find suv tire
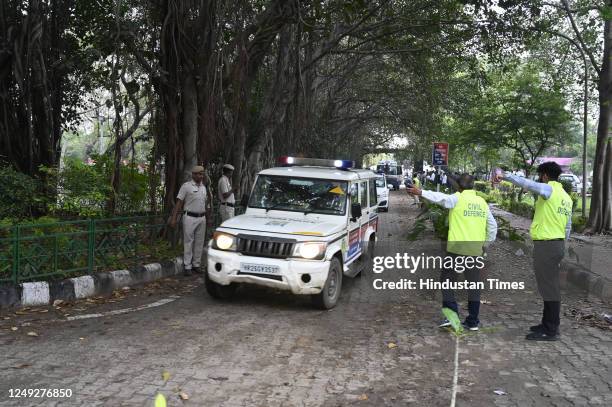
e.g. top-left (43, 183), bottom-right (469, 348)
top-left (312, 257), bottom-right (342, 309)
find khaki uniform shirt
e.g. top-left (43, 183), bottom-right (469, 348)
top-left (218, 175), bottom-right (235, 204)
top-left (177, 181), bottom-right (207, 213)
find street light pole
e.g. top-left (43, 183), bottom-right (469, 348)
top-left (581, 54), bottom-right (588, 217)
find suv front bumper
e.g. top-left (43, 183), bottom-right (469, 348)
top-left (207, 248), bottom-right (330, 295)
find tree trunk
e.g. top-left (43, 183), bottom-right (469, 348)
top-left (182, 73), bottom-right (198, 180)
top-left (229, 40), bottom-right (249, 196)
top-left (245, 24), bottom-right (294, 190)
top-left (587, 15), bottom-right (612, 233)
top-left (108, 140), bottom-right (123, 214)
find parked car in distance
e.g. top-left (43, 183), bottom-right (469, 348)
top-left (559, 173), bottom-right (582, 193)
top-left (375, 175), bottom-right (389, 212)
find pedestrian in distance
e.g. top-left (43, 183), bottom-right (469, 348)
top-left (494, 162), bottom-right (572, 341)
top-left (169, 165), bottom-right (209, 275)
top-left (218, 164), bottom-right (237, 222)
top-left (411, 172), bottom-right (421, 206)
top-left (407, 174), bottom-right (498, 331)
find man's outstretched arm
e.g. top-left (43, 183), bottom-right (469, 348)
top-left (502, 173), bottom-right (553, 199)
top-left (406, 186), bottom-right (458, 209)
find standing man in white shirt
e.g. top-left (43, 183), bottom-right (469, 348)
top-left (218, 164), bottom-right (237, 221)
top-left (494, 162), bottom-right (572, 341)
top-left (169, 165), bottom-right (208, 275)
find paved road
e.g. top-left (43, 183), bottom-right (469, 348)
top-left (0, 191), bottom-right (610, 407)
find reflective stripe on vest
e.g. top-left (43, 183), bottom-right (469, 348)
top-left (530, 181), bottom-right (572, 240)
top-left (447, 190), bottom-right (488, 256)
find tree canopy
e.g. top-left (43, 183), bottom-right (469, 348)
top-left (0, 0), bottom-right (610, 232)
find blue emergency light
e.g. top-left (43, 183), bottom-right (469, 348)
top-left (278, 156), bottom-right (354, 169)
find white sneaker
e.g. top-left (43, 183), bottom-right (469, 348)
top-left (462, 322), bottom-right (479, 331)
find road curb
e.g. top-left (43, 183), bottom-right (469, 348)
top-left (523, 239), bottom-right (612, 303)
top-left (563, 260), bottom-right (612, 303)
top-left (0, 257), bottom-right (184, 310)
top-left (496, 226), bottom-right (611, 303)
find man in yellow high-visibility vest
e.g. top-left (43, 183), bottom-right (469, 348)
top-left (495, 162), bottom-right (572, 341)
top-left (408, 174), bottom-right (497, 331)
top-left (411, 172), bottom-right (421, 206)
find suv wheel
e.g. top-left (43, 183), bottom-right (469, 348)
top-left (312, 257), bottom-right (342, 309)
top-left (205, 272), bottom-right (237, 299)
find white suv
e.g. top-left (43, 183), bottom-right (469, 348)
top-left (375, 174), bottom-right (389, 211)
top-left (206, 157), bottom-right (379, 309)
top-left (559, 173), bottom-right (582, 193)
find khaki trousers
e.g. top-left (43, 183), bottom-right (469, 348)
top-left (182, 214), bottom-right (206, 269)
top-left (220, 205), bottom-right (235, 222)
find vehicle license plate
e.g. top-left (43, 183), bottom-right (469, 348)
top-left (240, 263), bottom-right (280, 275)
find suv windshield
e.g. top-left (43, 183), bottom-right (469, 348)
top-left (375, 178), bottom-right (386, 187)
top-left (377, 164), bottom-right (398, 175)
top-left (248, 175), bottom-right (348, 216)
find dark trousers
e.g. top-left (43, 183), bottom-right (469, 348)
top-left (440, 253), bottom-right (482, 325)
top-left (533, 240), bottom-right (565, 335)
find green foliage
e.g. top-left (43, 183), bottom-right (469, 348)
top-left (41, 158), bottom-right (110, 217)
top-left (502, 201), bottom-right (534, 219)
top-left (406, 217), bottom-right (427, 241)
top-left (572, 215), bottom-right (587, 233)
top-left (40, 155), bottom-right (152, 217)
top-left (559, 179), bottom-right (573, 195)
top-left (429, 205), bottom-right (450, 241)
top-left (473, 181), bottom-right (491, 194)
top-left (406, 200), bottom-right (449, 241)
top-left (0, 166), bottom-right (47, 220)
top-left (475, 190), bottom-right (493, 203)
top-left (444, 59), bottom-right (574, 174)
top-left (494, 216), bottom-right (525, 242)
top-left (442, 307), bottom-right (464, 336)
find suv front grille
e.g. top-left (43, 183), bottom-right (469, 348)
top-left (237, 234), bottom-right (296, 259)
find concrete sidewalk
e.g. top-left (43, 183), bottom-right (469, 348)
top-left (490, 205), bottom-right (612, 303)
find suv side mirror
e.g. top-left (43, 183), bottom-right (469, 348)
top-left (240, 194), bottom-right (249, 207)
top-left (350, 203), bottom-right (362, 221)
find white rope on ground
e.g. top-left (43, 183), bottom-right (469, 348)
top-left (450, 335), bottom-right (460, 407)
top-left (65, 295), bottom-right (180, 321)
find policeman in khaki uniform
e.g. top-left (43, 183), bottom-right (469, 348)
top-left (218, 164), bottom-right (236, 221)
top-left (496, 162), bottom-right (572, 341)
top-left (408, 174), bottom-right (497, 331)
top-left (170, 166), bottom-right (208, 275)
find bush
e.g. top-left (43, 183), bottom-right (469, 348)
top-left (474, 181), bottom-right (491, 194)
top-left (569, 192), bottom-right (579, 211)
top-left (475, 190), bottom-right (493, 203)
top-left (406, 201), bottom-right (449, 241)
top-left (0, 165), bottom-right (47, 220)
top-left (42, 158), bottom-right (110, 217)
top-left (507, 201), bottom-right (534, 218)
top-left (571, 215), bottom-right (587, 233)
top-left (42, 155), bottom-right (152, 217)
top-left (559, 178), bottom-right (573, 194)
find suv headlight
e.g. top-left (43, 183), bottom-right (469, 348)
top-left (212, 232), bottom-right (237, 251)
top-left (293, 242), bottom-right (326, 260)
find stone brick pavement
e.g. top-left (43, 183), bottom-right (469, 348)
top-left (0, 191), bottom-right (610, 406)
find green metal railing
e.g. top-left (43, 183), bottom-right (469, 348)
top-left (0, 215), bottom-right (168, 284)
top-left (0, 205), bottom-right (246, 284)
